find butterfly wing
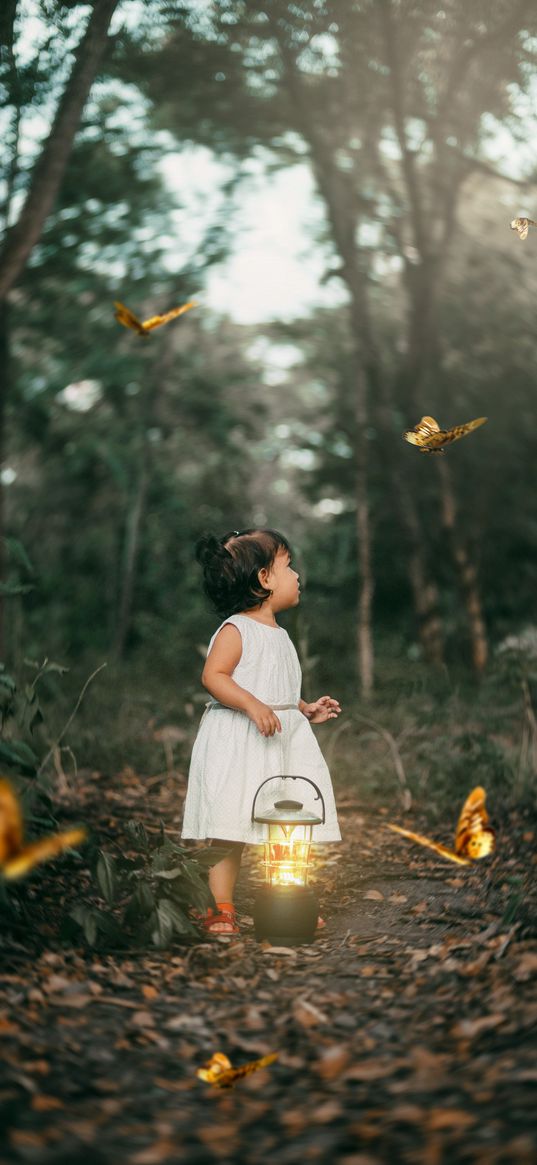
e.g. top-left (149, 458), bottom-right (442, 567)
top-left (439, 416), bottom-right (487, 447)
top-left (2, 827), bottom-right (87, 880)
top-left (197, 1052), bottom-right (278, 1089)
top-left (510, 217), bottom-right (537, 240)
top-left (386, 823), bottom-right (472, 866)
top-left (403, 416), bottom-right (442, 448)
top-left (141, 302), bottom-right (197, 331)
top-left (0, 779), bottom-right (24, 863)
top-left (114, 302), bottom-right (147, 336)
top-left (218, 1053), bottom-right (278, 1087)
top-left (454, 787), bottom-right (495, 859)
top-left (196, 1052), bottom-right (232, 1086)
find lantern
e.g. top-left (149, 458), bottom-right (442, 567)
top-left (251, 776), bottom-right (325, 946)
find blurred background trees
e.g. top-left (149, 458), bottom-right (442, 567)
top-left (1, 0), bottom-right (537, 750)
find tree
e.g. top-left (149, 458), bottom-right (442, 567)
top-left (0, 0), bottom-right (121, 650)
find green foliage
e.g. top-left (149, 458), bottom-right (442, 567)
top-left (414, 729), bottom-right (513, 810)
top-left (64, 824), bottom-right (231, 950)
top-left (0, 656), bottom-right (69, 777)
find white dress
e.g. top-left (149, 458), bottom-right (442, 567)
top-left (181, 613), bottom-right (342, 844)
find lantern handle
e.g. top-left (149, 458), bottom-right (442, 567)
top-left (251, 775), bottom-right (326, 824)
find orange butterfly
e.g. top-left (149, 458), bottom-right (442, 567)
top-left (0, 778), bottom-right (86, 880)
top-left (114, 300), bottom-right (197, 337)
top-left (386, 786), bottom-right (495, 866)
top-left (196, 1051), bottom-right (278, 1089)
top-left (402, 415), bottom-right (487, 454)
top-left (510, 217), bottom-right (537, 241)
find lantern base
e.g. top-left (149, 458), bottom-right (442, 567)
top-left (253, 884), bottom-right (319, 946)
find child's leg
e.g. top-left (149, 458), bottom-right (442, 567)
top-left (207, 840), bottom-right (244, 932)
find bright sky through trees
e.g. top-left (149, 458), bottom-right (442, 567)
top-left (160, 146), bottom-right (349, 323)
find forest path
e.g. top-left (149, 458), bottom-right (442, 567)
top-left (1, 772), bottom-right (536, 1165)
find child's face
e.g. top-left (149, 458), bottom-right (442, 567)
top-left (259, 548), bottom-right (300, 611)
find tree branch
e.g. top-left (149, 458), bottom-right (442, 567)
top-left (445, 146), bottom-right (537, 189)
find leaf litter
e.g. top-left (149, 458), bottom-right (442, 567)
top-left (0, 770), bottom-right (536, 1164)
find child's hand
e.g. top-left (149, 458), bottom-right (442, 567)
top-left (246, 698), bottom-right (282, 737)
top-left (302, 696), bottom-right (341, 724)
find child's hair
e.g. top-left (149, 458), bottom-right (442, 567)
top-left (196, 528), bottom-right (292, 616)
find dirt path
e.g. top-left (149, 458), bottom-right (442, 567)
top-left (1, 773), bottom-right (536, 1165)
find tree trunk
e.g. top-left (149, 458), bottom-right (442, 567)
top-left (314, 171), bottom-right (444, 671)
top-left (0, 0), bottom-right (119, 638)
top-left (0, 0), bottom-right (119, 299)
top-left (0, 300), bottom-right (8, 658)
top-left (438, 457), bottom-right (488, 673)
top-left (113, 335), bottom-right (175, 659)
top-left (113, 446), bottom-right (150, 660)
top-left (353, 358), bottom-right (375, 696)
top-left (268, 28), bottom-right (376, 693)
top-left (380, 0), bottom-right (487, 673)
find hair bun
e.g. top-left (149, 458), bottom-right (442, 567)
top-left (195, 533), bottom-right (230, 567)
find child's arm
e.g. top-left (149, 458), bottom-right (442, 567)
top-left (202, 625), bottom-right (282, 737)
top-left (300, 695), bottom-right (341, 723)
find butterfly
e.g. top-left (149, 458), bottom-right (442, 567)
top-left (386, 786), bottom-right (495, 866)
top-left (402, 415), bottom-right (487, 454)
top-left (196, 1051), bottom-right (278, 1089)
top-left (510, 217), bottom-right (537, 241)
top-left (0, 778), bottom-right (87, 880)
top-left (114, 300), bottom-right (197, 337)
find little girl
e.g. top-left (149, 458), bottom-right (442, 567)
top-left (181, 527), bottom-right (342, 934)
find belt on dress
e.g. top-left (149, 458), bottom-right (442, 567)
top-left (204, 701), bottom-right (300, 712)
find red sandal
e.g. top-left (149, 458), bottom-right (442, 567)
top-left (201, 903), bottom-right (239, 935)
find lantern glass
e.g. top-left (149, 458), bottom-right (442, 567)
top-left (262, 821), bottom-right (314, 887)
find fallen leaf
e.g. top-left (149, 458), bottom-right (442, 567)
top-left (451, 1014), bottom-right (504, 1040)
top-left (344, 1060), bottom-right (395, 1081)
top-left (261, 946), bottom-right (298, 957)
top-left (53, 994), bottom-right (93, 1009)
top-left (197, 1124), bottom-right (240, 1149)
top-left (131, 1010), bottom-right (155, 1028)
top-left (513, 953), bottom-right (537, 982)
top-left (364, 890), bottom-right (384, 901)
top-left (0, 1016), bottom-right (20, 1036)
top-left (428, 1108), bottom-right (477, 1131)
top-left (129, 1140), bottom-right (177, 1164)
top-left (389, 1104), bottom-right (426, 1124)
top-left (293, 997), bottom-right (329, 1027)
top-left (142, 985), bottom-right (159, 1000)
top-left (22, 1061), bottom-right (49, 1075)
top-left (9, 1131), bottom-right (49, 1149)
top-left (316, 1045), bottom-right (352, 1080)
top-left (313, 1099), bottom-right (343, 1123)
top-left (31, 1095), bottom-right (64, 1112)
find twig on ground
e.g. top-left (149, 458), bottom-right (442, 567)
top-left (353, 712), bottom-right (412, 809)
top-left (38, 663), bottom-right (107, 777)
top-left (494, 924), bottom-right (520, 959)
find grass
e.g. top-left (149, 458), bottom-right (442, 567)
top-left (23, 649), bottom-right (535, 830)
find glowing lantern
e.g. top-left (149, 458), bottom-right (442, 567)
top-left (251, 776), bottom-right (325, 946)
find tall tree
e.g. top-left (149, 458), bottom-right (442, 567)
top-left (0, 0), bottom-right (120, 650)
